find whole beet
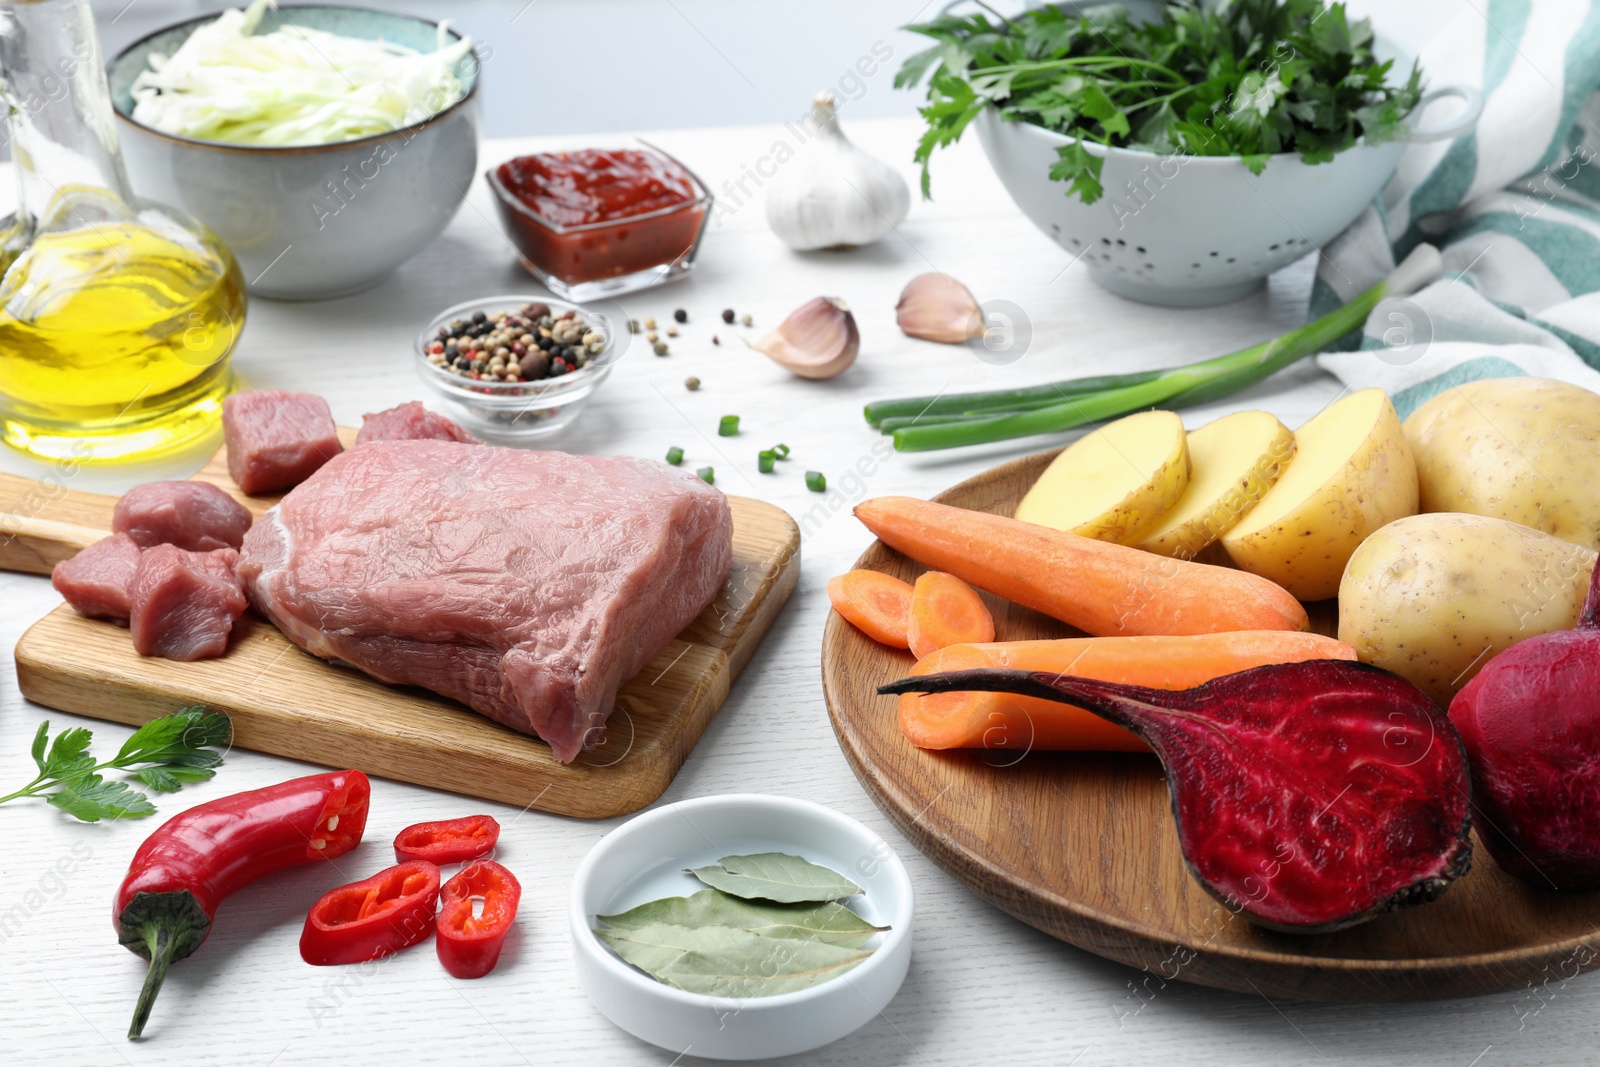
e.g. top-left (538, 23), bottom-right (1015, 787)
top-left (1449, 555), bottom-right (1600, 889)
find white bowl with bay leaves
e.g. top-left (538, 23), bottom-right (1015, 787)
top-left (569, 794), bottom-right (913, 1061)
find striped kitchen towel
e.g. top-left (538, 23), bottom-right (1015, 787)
top-left (1310, 0), bottom-right (1600, 415)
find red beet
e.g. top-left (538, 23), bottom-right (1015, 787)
top-left (1449, 556), bottom-right (1600, 890)
top-left (881, 660), bottom-right (1473, 933)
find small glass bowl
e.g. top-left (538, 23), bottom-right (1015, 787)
top-left (414, 294), bottom-right (624, 441)
top-left (485, 142), bottom-right (712, 302)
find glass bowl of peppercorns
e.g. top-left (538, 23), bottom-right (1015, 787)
top-left (414, 294), bottom-right (623, 440)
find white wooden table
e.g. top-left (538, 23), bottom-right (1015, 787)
top-left (1, 121), bottom-right (1589, 1066)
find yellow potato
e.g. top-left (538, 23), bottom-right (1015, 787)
top-left (1339, 513), bottom-right (1597, 706)
top-left (1135, 410), bottom-right (1296, 559)
top-left (1014, 410), bottom-right (1189, 545)
top-left (1220, 388), bottom-right (1418, 600)
top-left (1405, 376), bottom-right (1600, 552)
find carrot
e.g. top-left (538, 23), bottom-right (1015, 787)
top-left (827, 570), bottom-right (914, 648)
top-left (907, 571), bottom-right (994, 659)
top-left (899, 631), bottom-right (1358, 750)
top-left (854, 496), bottom-right (1308, 637)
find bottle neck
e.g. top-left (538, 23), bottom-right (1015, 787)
top-left (0, 0), bottom-right (133, 230)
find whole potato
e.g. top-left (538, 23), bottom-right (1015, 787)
top-left (1338, 513), bottom-right (1598, 706)
top-left (1405, 377), bottom-right (1600, 551)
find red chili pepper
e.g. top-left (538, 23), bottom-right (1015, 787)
top-left (115, 769), bottom-right (370, 1039)
top-left (393, 814), bottom-right (500, 865)
top-left (300, 861), bottom-right (441, 966)
top-left (436, 860), bottom-right (521, 978)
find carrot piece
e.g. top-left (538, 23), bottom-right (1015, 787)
top-left (907, 571), bottom-right (994, 659)
top-left (854, 496), bottom-right (1308, 637)
top-left (827, 570), bottom-right (914, 649)
top-left (899, 631), bottom-right (1358, 750)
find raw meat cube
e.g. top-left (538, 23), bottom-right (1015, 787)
top-left (113, 480), bottom-right (253, 551)
top-left (130, 545), bottom-right (247, 661)
top-left (51, 534), bottom-right (143, 623)
top-left (356, 401), bottom-right (480, 446)
top-left (222, 390), bottom-right (343, 495)
top-left (239, 441), bottom-right (733, 762)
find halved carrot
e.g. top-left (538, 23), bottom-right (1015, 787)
top-left (827, 570), bottom-right (914, 648)
top-left (907, 571), bottom-right (994, 659)
top-left (854, 496), bottom-right (1307, 637)
top-left (899, 631), bottom-right (1358, 751)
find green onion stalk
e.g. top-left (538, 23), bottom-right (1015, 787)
top-left (865, 245), bottom-right (1442, 452)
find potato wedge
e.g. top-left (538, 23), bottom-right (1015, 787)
top-left (1135, 410), bottom-right (1296, 559)
top-left (1339, 513), bottom-right (1597, 706)
top-left (1220, 388), bottom-right (1417, 600)
top-left (1405, 377), bottom-right (1600, 552)
top-left (1014, 410), bottom-right (1189, 544)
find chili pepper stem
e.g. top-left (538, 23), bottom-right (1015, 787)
top-left (129, 923), bottom-right (179, 1040)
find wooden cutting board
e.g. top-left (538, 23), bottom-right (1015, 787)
top-left (2, 429), bottom-right (799, 818)
top-left (821, 447), bottom-right (1600, 1002)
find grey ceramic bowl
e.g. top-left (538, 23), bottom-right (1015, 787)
top-left (108, 5), bottom-right (481, 301)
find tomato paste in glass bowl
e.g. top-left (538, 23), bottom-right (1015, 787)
top-left (487, 144), bottom-right (712, 301)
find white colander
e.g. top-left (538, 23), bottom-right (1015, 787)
top-left (976, 66), bottom-right (1481, 306)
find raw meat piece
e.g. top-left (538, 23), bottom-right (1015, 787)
top-left (52, 534), bottom-right (143, 623)
top-left (130, 545), bottom-right (248, 661)
top-left (223, 390), bottom-right (343, 495)
top-left (239, 442), bottom-right (733, 762)
top-left (356, 402), bottom-right (480, 446)
top-left (113, 480), bottom-right (253, 551)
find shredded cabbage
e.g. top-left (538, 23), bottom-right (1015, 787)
top-left (130, 0), bottom-right (474, 147)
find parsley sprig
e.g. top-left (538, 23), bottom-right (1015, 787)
top-left (2, 708), bottom-right (232, 822)
top-left (898, 0), bottom-right (1422, 202)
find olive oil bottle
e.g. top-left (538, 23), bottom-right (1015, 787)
top-left (0, 0), bottom-right (245, 462)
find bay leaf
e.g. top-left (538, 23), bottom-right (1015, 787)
top-left (686, 852), bottom-right (862, 903)
top-left (598, 889), bottom-right (887, 949)
top-left (596, 922), bottom-right (873, 997)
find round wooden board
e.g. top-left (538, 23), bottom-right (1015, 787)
top-left (821, 447), bottom-right (1600, 1002)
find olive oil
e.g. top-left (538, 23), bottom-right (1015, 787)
top-left (0, 220), bottom-right (246, 461)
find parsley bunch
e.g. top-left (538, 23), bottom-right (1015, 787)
top-left (898, 0), bottom-right (1422, 202)
top-left (2, 708), bottom-right (231, 821)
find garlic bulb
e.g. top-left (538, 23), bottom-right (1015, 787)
top-left (765, 92), bottom-right (910, 251)
top-left (897, 273), bottom-right (983, 343)
top-left (751, 297), bottom-right (858, 379)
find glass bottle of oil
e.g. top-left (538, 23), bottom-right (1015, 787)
top-left (0, 0), bottom-right (246, 462)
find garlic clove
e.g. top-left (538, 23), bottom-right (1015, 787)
top-left (896, 272), bottom-right (983, 344)
top-left (750, 296), bottom-right (859, 379)
top-left (764, 91), bottom-right (911, 252)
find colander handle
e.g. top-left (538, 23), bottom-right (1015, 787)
top-left (1405, 85), bottom-right (1485, 143)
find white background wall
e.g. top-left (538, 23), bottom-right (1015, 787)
top-left (91, 0), bottom-right (1473, 137)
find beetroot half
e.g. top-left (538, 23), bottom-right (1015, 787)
top-left (1449, 557), bottom-right (1600, 890)
top-left (881, 660), bottom-right (1473, 933)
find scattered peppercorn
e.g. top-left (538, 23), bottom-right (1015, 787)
top-left (647, 331), bottom-right (660, 342)
top-left (685, 376), bottom-right (701, 391)
top-left (712, 335), bottom-right (720, 346)
top-left (628, 319), bottom-right (641, 334)
top-left (673, 309), bottom-right (688, 324)
top-left (666, 446), bottom-right (684, 465)
top-left (696, 466), bottom-right (715, 485)
top-left (806, 470), bottom-right (826, 492)
top-left (721, 308), bottom-right (736, 324)
top-left (666, 327), bottom-right (678, 338)
top-left (740, 313), bottom-right (753, 327)
top-left (718, 415), bottom-right (740, 437)
top-left (644, 317), bottom-right (657, 330)
top-left (653, 341), bottom-right (669, 356)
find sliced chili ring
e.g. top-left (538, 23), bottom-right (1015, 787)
top-left (300, 860), bottom-right (441, 966)
top-left (393, 814), bottom-right (500, 865)
top-left (436, 860), bottom-right (521, 979)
